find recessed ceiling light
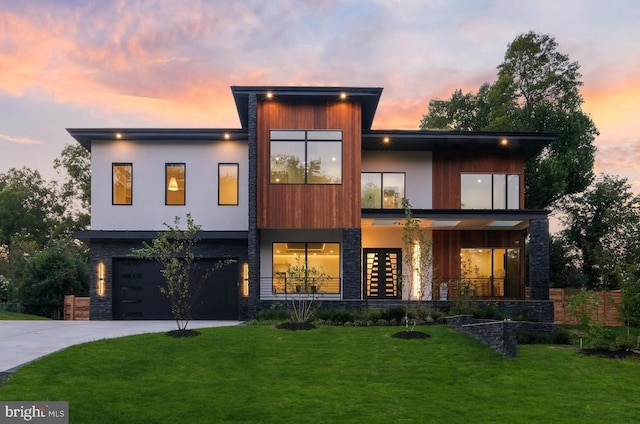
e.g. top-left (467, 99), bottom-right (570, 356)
top-left (383, 137), bottom-right (390, 143)
top-left (224, 133), bottom-right (230, 139)
top-left (500, 138), bottom-right (508, 146)
top-left (266, 91), bottom-right (273, 99)
top-left (339, 92), bottom-right (347, 100)
top-left (115, 132), bottom-right (122, 139)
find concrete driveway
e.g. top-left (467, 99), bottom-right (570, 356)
top-left (0, 320), bottom-right (242, 373)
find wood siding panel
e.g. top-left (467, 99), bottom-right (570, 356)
top-left (257, 101), bottom-right (361, 228)
top-left (432, 152), bottom-right (525, 209)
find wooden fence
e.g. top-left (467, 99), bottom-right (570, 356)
top-left (549, 288), bottom-right (623, 326)
top-left (64, 295), bottom-right (90, 320)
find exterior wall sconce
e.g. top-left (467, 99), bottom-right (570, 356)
top-left (242, 262), bottom-right (249, 297)
top-left (168, 177), bottom-right (179, 191)
top-left (97, 262), bottom-right (106, 297)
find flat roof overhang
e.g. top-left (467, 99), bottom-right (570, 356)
top-left (73, 230), bottom-right (249, 241)
top-left (66, 128), bottom-right (249, 151)
top-left (363, 130), bottom-right (555, 160)
top-left (231, 85), bottom-right (383, 130)
top-left (361, 209), bottom-right (549, 231)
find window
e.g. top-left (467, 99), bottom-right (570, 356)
top-left (166, 163), bottom-right (185, 205)
top-left (219, 163), bottom-right (239, 205)
top-left (361, 172), bottom-right (405, 209)
top-left (460, 173), bottom-right (519, 209)
top-left (270, 130), bottom-right (342, 184)
top-left (460, 248), bottom-right (520, 297)
top-left (272, 242), bottom-right (340, 294)
top-left (112, 163), bottom-right (132, 205)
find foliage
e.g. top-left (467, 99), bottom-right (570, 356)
top-left (0, 167), bottom-right (63, 247)
top-left (53, 143), bottom-right (91, 231)
top-left (557, 174), bottom-right (640, 290)
top-left (0, 274), bottom-right (14, 303)
top-left (400, 198), bottom-right (433, 330)
top-left (18, 239), bottom-right (89, 318)
top-left (133, 214), bottom-right (232, 331)
top-left (618, 272), bottom-right (640, 335)
top-left (420, 31), bottom-right (597, 209)
top-left (549, 235), bottom-right (585, 288)
top-left (283, 256), bottom-right (328, 323)
top-left (4, 326), bottom-right (640, 423)
top-left (517, 328), bottom-right (572, 345)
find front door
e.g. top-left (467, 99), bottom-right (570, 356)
top-left (363, 249), bottom-right (401, 299)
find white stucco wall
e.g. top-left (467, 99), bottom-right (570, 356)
top-left (91, 140), bottom-right (248, 231)
top-left (361, 151), bottom-right (432, 209)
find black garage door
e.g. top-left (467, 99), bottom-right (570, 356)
top-left (113, 258), bottom-right (239, 320)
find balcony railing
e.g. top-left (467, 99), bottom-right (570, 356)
top-left (266, 276), bottom-right (341, 295)
top-left (432, 278), bottom-right (522, 300)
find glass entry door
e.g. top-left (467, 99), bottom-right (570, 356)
top-left (364, 249), bottom-right (401, 299)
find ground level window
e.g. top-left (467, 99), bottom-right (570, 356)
top-left (460, 248), bottom-right (520, 297)
top-left (272, 242), bottom-right (340, 294)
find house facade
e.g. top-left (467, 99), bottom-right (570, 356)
top-left (71, 85), bottom-right (553, 321)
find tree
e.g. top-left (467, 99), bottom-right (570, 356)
top-left (18, 239), bottom-right (89, 318)
top-left (53, 143), bottom-right (91, 231)
top-left (283, 255), bottom-right (327, 324)
top-left (133, 214), bottom-right (233, 333)
top-left (558, 174), bottom-right (640, 290)
top-left (420, 31), bottom-right (598, 209)
top-left (0, 167), bottom-right (63, 247)
top-left (400, 198), bottom-right (433, 331)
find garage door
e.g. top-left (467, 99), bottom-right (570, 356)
top-left (113, 259), bottom-right (239, 320)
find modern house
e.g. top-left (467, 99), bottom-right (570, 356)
top-left (70, 85), bottom-right (553, 321)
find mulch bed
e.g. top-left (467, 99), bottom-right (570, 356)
top-left (166, 329), bottom-right (201, 338)
top-left (276, 322), bottom-right (316, 331)
top-left (579, 348), bottom-right (640, 359)
top-left (392, 330), bottom-right (431, 339)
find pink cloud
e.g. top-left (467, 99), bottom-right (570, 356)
top-left (0, 133), bottom-right (43, 145)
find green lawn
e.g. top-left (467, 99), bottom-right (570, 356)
top-left (0, 310), bottom-right (50, 320)
top-left (1, 325), bottom-right (639, 423)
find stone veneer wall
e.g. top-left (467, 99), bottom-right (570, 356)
top-left (247, 93), bottom-right (259, 320)
top-left (447, 315), bottom-right (561, 358)
top-left (89, 238), bottom-right (248, 320)
top-left (529, 217), bottom-right (550, 300)
top-left (342, 229), bottom-right (362, 300)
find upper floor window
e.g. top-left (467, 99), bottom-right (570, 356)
top-left (113, 163), bottom-right (132, 205)
top-left (461, 173), bottom-right (519, 210)
top-left (166, 163), bottom-right (185, 205)
top-left (219, 163), bottom-right (239, 206)
top-left (361, 172), bottom-right (405, 209)
top-left (270, 130), bottom-right (342, 184)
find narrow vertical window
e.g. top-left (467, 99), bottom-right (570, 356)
top-left (166, 163), bottom-right (185, 205)
top-left (219, 163), bottom-right (239, 205)
top-left (112, 163), bottom-right (132, 205)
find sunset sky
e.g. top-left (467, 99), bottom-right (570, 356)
top-left (1, 0), bottom-right (639, 195)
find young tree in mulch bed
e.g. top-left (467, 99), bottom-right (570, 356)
top-left (276, 257), bottom-right (327, 330)
top-left (133, 214), bottom-right (234, 338)
top-left (392, 199), bottom-right (433, 340)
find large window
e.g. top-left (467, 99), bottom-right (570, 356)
top-left (460, 248), bottom-right (520, 297)
top-left (270, 130), bottom-right (342, 184)
top-left (166, 163), bottom-right (185, 205)
top-left (218, 163), bottom-right (239, 205)
top-left (112, 163), bottom-right (132, 205)
top-left (272, 242), bottom-right (340, 294)
top-left (361, 172), bottom-right (405, 209)
top-left (461, 173), bottom-right (519, 209)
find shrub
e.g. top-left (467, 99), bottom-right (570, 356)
top-left (381, 306), bottom-right (406, 323)
top-left (517, 328), bottom-right (572, 345)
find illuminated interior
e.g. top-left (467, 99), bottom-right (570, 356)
top-left (460, 248), bottom-right (520, 297)
top-left (219, 164), bottom-right (239, 205)
top-left (166, 164), bottom-right (185, 205)
top-left (112, 164), bottom-right (132, 205)
top-left (272, 243), bottom-right (340, 294)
